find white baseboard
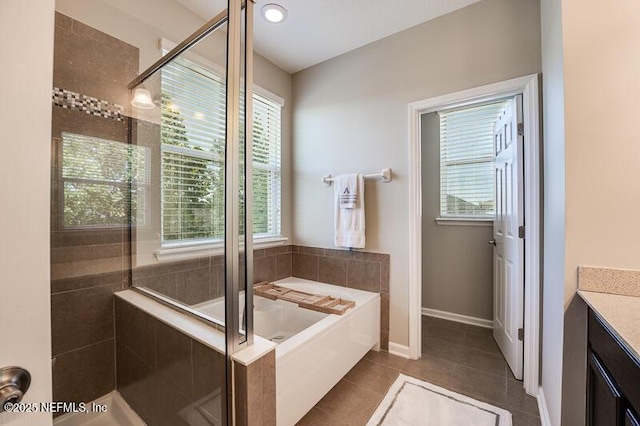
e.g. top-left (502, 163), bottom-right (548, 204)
top-left (537, 386), bottom-right (552, 426)
top-left (388, 342), bottom-right (411, 359)
top-left (421, 308), bottom-right (493, 329)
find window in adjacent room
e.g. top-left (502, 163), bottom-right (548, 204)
top-left (438, 100), bottom-right (508, 219)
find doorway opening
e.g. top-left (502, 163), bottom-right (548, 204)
top-left (421, 95), bottom-right (523, 374)
top-left (407, 75), bottom-right (541, 397)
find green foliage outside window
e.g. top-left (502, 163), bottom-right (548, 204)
top-left (61, 133), bottom-right (149, 228)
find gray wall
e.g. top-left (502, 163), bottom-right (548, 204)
top-left (421, 113), bottom-right (493, 320)
top-left (292, 0), bottom-right (541, 346)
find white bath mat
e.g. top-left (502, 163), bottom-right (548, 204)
top-left (367, 374), bottom-right (512, 426)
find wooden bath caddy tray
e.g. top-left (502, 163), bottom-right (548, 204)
top-left (253, 282), bottom-right (355, 315)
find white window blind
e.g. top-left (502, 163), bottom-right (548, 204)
top-left (61, 132), bottom-right (150, 228)
top-left (160, 55), bottom-right (282, 244)
top-left (439, 100), bottom-right (508, 218)
top-left (253, 92), bottom-right (282, 236)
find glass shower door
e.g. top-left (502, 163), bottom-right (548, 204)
top-left (128, 0), bottom-right (253, 339)
top-left (127, 0), bottom-right (253, 423)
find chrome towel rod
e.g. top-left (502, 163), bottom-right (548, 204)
top-left (322, 168), bottom-right (392, 186)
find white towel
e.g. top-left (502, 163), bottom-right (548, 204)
top-left (334, 174), bottom-right (365, 249)
top-left (338, 174), bottom-right (358, 209)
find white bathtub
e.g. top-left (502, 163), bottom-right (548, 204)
top-left (194, 277), bottom-right (381, 425)
top-left (196, 286), bottom-right (329, 344)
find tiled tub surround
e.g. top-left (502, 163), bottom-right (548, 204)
top-left (132, 245), bottom-right (293, 306)
top-left (234, 350), bottom-right (276, 426)
top-left (133, 245), bottom-right (390, 349)
top-left (115, 297), bottom-right (227, 425)
top-left (50, 12), bottom-right (138, 410)
top-left (291, 246), bottom-right (390, 349)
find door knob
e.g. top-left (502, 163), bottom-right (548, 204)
top-left (488, 239), bottom-right (496, 246)
top-left (0, 367), bottom-right (31, 412)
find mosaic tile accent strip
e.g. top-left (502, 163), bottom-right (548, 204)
top-left (52, 87), bottom-right (124, 121)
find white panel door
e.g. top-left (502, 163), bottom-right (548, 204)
top-left (0, 0), bottom-right (54, 424)
top-left (492, 96), bottom-right (524, 380)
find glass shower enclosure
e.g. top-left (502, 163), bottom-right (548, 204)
top-left (127, 0), bottom-right (254, 421)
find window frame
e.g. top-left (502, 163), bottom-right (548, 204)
top-left (436, 100), bottom-right (509, 224)
top-left (58, 132), bottom-right (152, 230)
top-left (156, 39), bottom-right (285, 256)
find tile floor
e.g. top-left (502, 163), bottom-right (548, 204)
top-left (297, 316), bottom-right (541, 425)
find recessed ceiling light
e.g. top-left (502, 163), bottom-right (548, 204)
top-left (261, 3), bottom-right (287, 24)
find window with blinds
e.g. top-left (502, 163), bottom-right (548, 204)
top-left (61, 132), bottom-right (150, 228)
top-left (160, 55), bottom-right (282, 244)
top-left (439, 100), bottom-right (509, 218)
top-left (252, 92), bottom-right (282, 236)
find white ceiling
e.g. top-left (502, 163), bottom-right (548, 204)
top-left (176, 0), bottom-right (481, 74)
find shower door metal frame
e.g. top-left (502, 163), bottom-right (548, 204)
top-left (128, 9), bottom-right (229, 90)
top-left (243, 0), bottom-right (255, 351)
top-left (224, 0), bottom-right (253, 357)
top-left (127, 4), bottom-right (254, 341)
top-left (128, 1), bottom-right (254, 424)
top-left (225, 1), bottom-right (254, 423)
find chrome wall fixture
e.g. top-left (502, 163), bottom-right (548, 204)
top-left (0, 366), bottom-right (31, 412)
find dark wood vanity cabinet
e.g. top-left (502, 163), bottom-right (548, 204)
top-left (587, 309), bottom-right (640, 426)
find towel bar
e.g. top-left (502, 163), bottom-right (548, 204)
top-left (322, 168), bottom-right (391, 186)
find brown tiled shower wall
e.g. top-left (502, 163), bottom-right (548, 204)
top-left (114, 297), bottom-right (226, 425)
top-left (50, 12), bottom-right (137, 410)
top-left (114, 297), bottom-right (275, 426)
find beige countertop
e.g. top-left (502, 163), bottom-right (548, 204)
top-left (578, 290), bottom-right (640, 362)
top-left (578, 266), bottom-right (640, 297)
